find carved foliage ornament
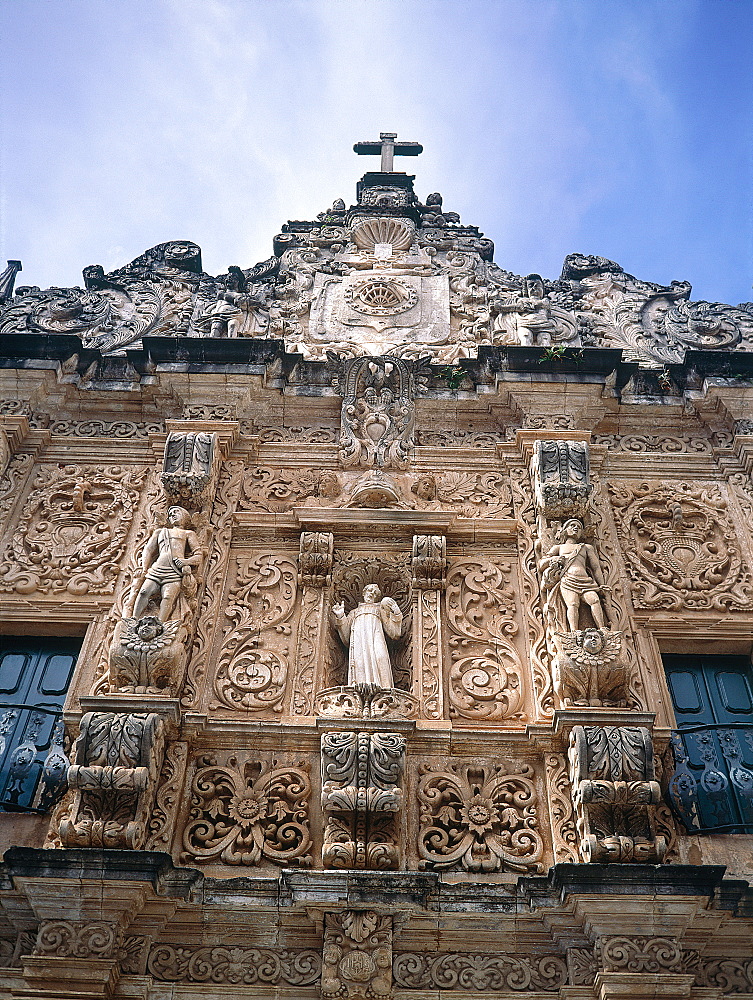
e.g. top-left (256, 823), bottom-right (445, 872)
top-left (181, 752), bottom-right (312, 866)
top-left (161, 430), bottom-right (218, 506)
top-left (532, 439), bottom-right (591, 520)
top-left (0, 464), bottom-right (145, 595)
top-left (213, 554), bottom-right (297, 712)
top-left (418, 761), bottom-right (544, 873)
top-left (609, 483), bottom-right (753, 610)
top-left (392, 953), bottom-right (567, 991)
top-left (34, 921), bottom-right (121, 959)
top-left (147, 944), bottom-right (321, 985)
top-left (445, 558), bottom-right (524, 721)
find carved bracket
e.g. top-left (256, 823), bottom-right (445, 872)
top-left (321, 730), bottom-right (405, 870)
top-left (322, 910), bottom-right (393, 1000)
top-left (160, 430), bottom-right (220, 508)
top-left (568, 725), bottom-right (666, 863)
top-left (59, 712), bottom-right (165, 850)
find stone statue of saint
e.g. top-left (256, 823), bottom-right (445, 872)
top-left (332, 584), bottom-right (403, 690)
top-left (131, 506), bottom-right (203, 622)
top-left (539, 518), bottom-right (609, 632)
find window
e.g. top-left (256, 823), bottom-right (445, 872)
top-left (664, 653), bottom-right (753, 834)
top-left (0, 637), bottom-right (79, 813)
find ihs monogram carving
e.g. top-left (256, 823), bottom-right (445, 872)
top-left (322, 910), bottom-right (392, 1000)
top-left (444, 558), bottom-right (524, 721)
top-left (609, 482), bottom-right (753, 610)
top-left (59, 712), bottom-right (165, 850)
top-left (417, 761), bottom-right (544, 872)
top-left (392, 952), bottom-right (568, 991)
top-left (0, 464), bottom-right (146, 595)
top-left (213, 554), bottom-right (298, 713)
top-left (568, 725), bottom-right (666, 864)
top-left (335, 355), bottom-right (424, 470)
top-left (181, 752), bottom-right (312, 866)
top-left (321, 731), bottom-right (405, 869)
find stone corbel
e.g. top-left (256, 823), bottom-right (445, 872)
top-left (568, 725), bottom-right (666, 863)
top-left (321, 730), bottom-right (405, 870)
top-left (59, 711), bottom-right (165, 850)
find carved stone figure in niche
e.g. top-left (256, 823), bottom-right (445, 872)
top-left (332, 584), bottom-right (403, 690)
top-left (540, 518), bottom-right (609, 631)
top-left (131, 506), bottom-right (203, 621)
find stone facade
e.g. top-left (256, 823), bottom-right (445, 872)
top-left (0, 138), bottom-right (751, 999)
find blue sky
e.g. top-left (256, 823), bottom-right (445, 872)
top-left (1, 0), bottom-right (751, 304)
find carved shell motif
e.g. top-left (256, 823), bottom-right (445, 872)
top-left (350, 217), bottom-right (415, 252)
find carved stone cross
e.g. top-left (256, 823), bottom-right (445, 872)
top-left (353, 132), bottom-right (423, 172)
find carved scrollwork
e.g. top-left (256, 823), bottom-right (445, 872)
top-left (609, 482), bottom-right (753, 610)
top-left (445, 558), bottom-right (524, 721)
top-left (417, 761), bottom-right (544, 872)
top-left (181, 752), bottom-right (312, 866)
top-left (392, 952), bottom-right (567, 991)
top-left (147, 943), bottom-right (321, 985)
top-left (597, 936), bottom-right (683, 974)
top-left (213, 554), bottom-right (297, 712)
top-left (0, 464), bottom-right (146, 595)
top-left (34, 920), bottom-right (121, 959)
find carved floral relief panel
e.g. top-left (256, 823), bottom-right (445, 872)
top-left (444, 555), bottom-right (526, 723)
top-left (179, 750), bottom-right (312, 867)
top-left (210, 551), bottom-right (299, 714)
top-left (0, 463), bottom-right (147, 596)
top-left (415, 757), bottom-right (546, 873)
top-left (608, 481), bottom-right (753, 611)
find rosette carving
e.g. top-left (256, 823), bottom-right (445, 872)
top-left (181, 752), bottom-right (311, 866)
top-left (417, 761), bottom-right (544, 872)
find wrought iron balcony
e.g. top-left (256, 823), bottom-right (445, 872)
top-left (668, 724), bottom-right (753, 834)
top-left (0, 705), bottom-right (69, 814)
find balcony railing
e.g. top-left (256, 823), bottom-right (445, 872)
top-left (0, 705), bottom-right (69, 814)
top-left (668, 723), bottom-right (753, 834)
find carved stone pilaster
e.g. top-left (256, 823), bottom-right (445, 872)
top-left (321, 730), bottom-right (405, 870)
top-left (411, 533), bottom-right (446, 720)
top-left (568, 725), bottom-right (666, 863)
top-left (291, 531), bottom-right (334, 715)
top-left (59, 712), bottom-right (165, 850)
top-left (321, 910), bottom-right (393, 1000)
